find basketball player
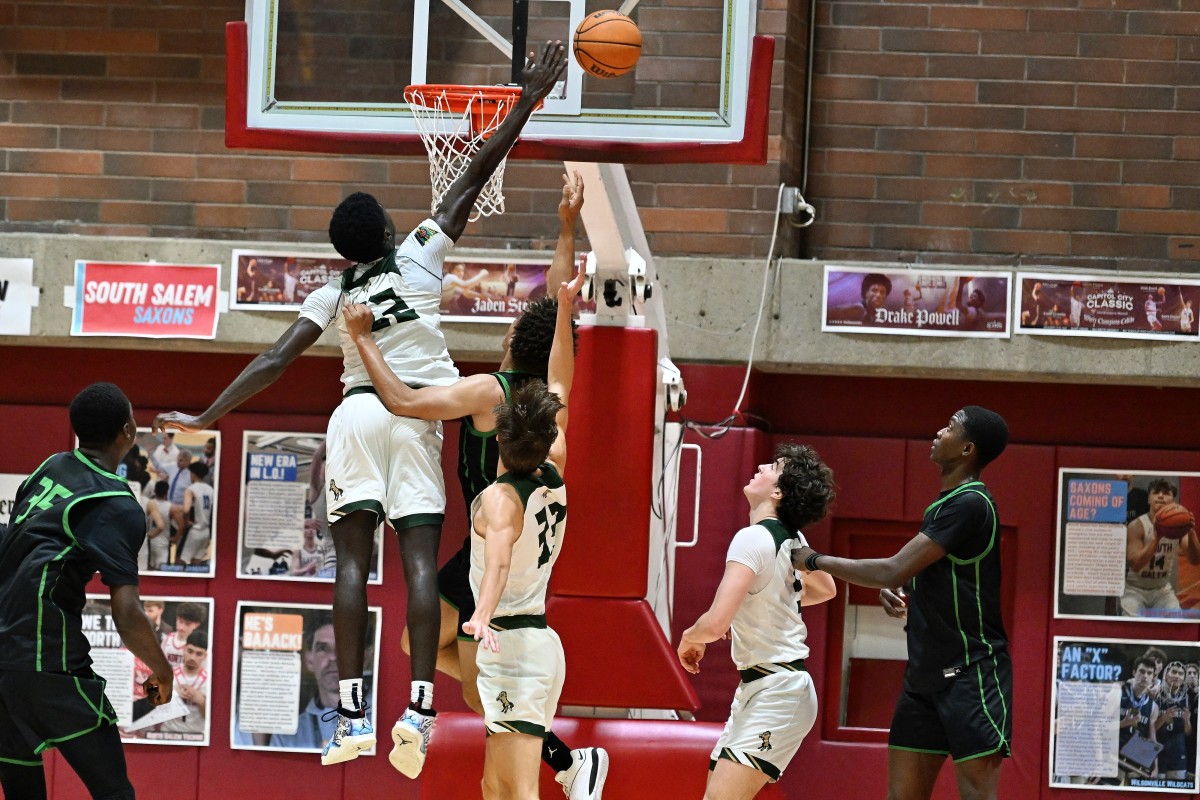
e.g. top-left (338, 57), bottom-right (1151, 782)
top-left (1155, 661), bottom-right (1191, 782)
top-left (153, 41), bottom-right (568, 776)
top-left (677, 444), bottom-right (837, 799)
top-left (1123, 479), bottom-right (1200, 616)
top-left (1116, 656), bottom-right (1160, 784)
top-left (161, 603), bottom-right (206, 669)
top-left (158, 629), bottom-right (210, 737)
top-left (1146, 293), bottom-right (1163, 331)
top-left (0, 382), bottom-right (173, 800)
top-left (344, 175), bottom-right (607, 797)
top-left (175, 462), bottom-right (214, 566)
top-left (461, 275), bottom-right (578, 800)
top-left (796, 407), bottom-right (1012, 800)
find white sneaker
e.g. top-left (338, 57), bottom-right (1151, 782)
top-left (320, 710), bottom-right (375, 766)
top-left (389, 706), bottom-right (436, 778)
top-left (555, 747), bottom-right (609, 800)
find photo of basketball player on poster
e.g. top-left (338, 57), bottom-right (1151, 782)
top-left (440, 257), bottom-right (586, 321)
top-left (1055, 469), bottom-right (1200, 623)
top-left (1016, 272), bottom-right (1200, 341)
top-left (229, 250), bottom-right (351, 311)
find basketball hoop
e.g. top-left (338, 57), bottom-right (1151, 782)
top-left (404, 84), bottom-right (532, 221)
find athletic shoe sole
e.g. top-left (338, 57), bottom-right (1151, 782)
top-left (320, 732), bottom-right (376, 766)
top-left (389, 720), bottom-right (427, 778)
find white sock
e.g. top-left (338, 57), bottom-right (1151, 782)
top-left (411, 681), bottom-right (434, 711)
top-left (339, 678), bottom-right (364, 713)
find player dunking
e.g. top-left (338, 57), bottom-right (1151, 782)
top-left (796, 407), bottom-right (1012, 800)
top-left (677, 444), bottom-right (837, 800)
top-left (153, 41), bottom-right (567, 777)
top-left (0, 383), bottom-right (174, 800)
top-left (462, 274), bottom-right (579, 800)
top-left (345, 175), bottom-right (608, 797)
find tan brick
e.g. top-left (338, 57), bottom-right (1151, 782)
top-left (1120, 210), bottom-right (1200, 235)
top-left (639, 208), bottom-right (728, 233)
top-left (1074, 184), bottom-right (1172, 209)
top-left (9, 150), bottom-right (103, 175)
top-left (104, 152), bottom-right (196, 179)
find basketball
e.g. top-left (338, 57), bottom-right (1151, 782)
top-left (1154, 503), bottom-right (1193, 540)
top-left (573, 10), bottom-right (642, 79)
top-left (1158, 286), bottom-right (1167, 297)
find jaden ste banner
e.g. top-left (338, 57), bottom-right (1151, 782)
top-left (71, 261), bottom-right (221, 339)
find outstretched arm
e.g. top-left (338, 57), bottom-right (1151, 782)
top-left (433, 41), bottom-right (567, 241)
top-left (545, 267), bottom-right (586, 474)
top-left (153, 318), bottom-right (324, 432)
top-left (343, 304), bottom-right (502, 420)
top-left (111, 584), bottom-right (173, 706)
top-left (794, 532), bottom-right (947, 589)
top-left (545, 171), bottom-right (583, 290)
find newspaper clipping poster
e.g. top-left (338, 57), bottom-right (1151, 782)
top-left (231, 602), bottom-right (381, 754)
top-left (84, 595), bottom-right (214, 747)
top-left (1016, 272), bottom-right (1200, 341)
top-left (229, 250), bottom-right (349, 312)
top-left (237, 431), bottom-right (382, 583)
top-left (0, 473), bottom-right (24, 522)
top-left (127, 428), bottom-right (219, 578)
top-left (1051, 636), bottom-right (1199, 793)
top-left (441, 256), bottom-right (560, 323)
top-left (821, 266), bottom-right (1011, 337)
top-left (1056, 469), bottom-right (1200, 623)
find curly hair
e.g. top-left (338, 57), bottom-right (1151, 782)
top-left (69, 382), bottom-right (131, 446)
top-left (774, 443), bottom-right (836, 532)
top-left (509, 297), bottom-right (578, 374)
top-left (495, 380), bottom-right (565, 475)
top-left (328, 192), bottom-right (388, 264)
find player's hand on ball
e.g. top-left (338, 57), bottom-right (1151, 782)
top-left (880, 587), bottom-right (908, 619)
top-left (677, 638), bottom-right (705, 675)
top-left (343, 304), bottom-right (374, 339)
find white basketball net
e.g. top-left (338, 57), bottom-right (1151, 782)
top-left (405, 86), bottom-right (516, 222)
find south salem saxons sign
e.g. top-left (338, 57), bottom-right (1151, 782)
top-left (72, 261), bottom-right (221, 339)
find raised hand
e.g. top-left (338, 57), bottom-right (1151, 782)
top-left (559, 171), bottom-right (584, 224)
top-left (521, 40), bottom-right (567, 106)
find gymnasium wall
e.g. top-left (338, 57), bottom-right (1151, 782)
top-left (1, 1), bottom-right (1197, 269)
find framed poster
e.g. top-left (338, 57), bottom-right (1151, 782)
top-left (1016, 272), bottom-right (1200, 341)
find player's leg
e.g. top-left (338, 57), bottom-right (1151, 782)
top-left (887, 687), bottom-right (950, 800)
top-left (485, 732), bottom-right (544, 800)
top-left (401, 599), bottom-right (464, 681)
top-left (458, 638), bottom-right (484, 714)
top-left (55, 722), bottom-right (136, 799)
top-left (951, 753), bottom-right (1004, 800)
top-left (944, 657), bottom-right (1012, 800)
top-left (887, 750), bottom-right (944, 800)
top-left (704, 759), bottom-right (770, 800)
top-left (0, 760), bottom-right (46, 800)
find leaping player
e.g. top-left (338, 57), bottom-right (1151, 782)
top-left (153, 40), bottom-right (568, 777)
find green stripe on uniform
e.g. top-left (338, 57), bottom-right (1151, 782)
top-left (489, 614), bottom-right (546, 631)
top-left (491, 719), bottom-right (546, 738)
top-left (0, 755), bottom-right (43, 766)
top-left (888, 745), bottom-right (950, 755)
top-left (392, 513), bottom-right (444, 531)
top-left (333, 499), bottom-right (385, 523)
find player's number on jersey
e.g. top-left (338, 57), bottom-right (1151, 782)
top-left (12, 478), bottom-right (72, 525)
top-left (369, 288), bottom-right (419, 330)
top-left (535, 502), bottom-right (566, 568)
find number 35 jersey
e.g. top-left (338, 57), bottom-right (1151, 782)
top-left (470, 463), bottom-right (567, 618)
top-left (299, 218), bottom-right (460, 394)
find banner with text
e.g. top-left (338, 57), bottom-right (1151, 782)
top-left (231, 602), bottom-right (380, 754)
top-left (85, 595), bottom-right (214, 747)
top-left (442, 256), bottom-right (563, 323)
top-left (237, 431), bottom-right (381, 583)
top-left (72, 261), bottom-right (220, 339)
top-left (229, 250), bottom-right (349, 312)
top-left (1016, 272), bottom-right (1200, 341)
top-left (0, 257), bottom-right (36, 335)
top-left (0, 473), bottom-right (25, 523)
top-left (1055, 469), bottom-right (1200, 623)
top-left (1050, 636), bottom-right (1199, 793)
top-left (821, 266), bottom-right (1011, 337)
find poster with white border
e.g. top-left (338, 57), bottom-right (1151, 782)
top-left (229, 249), bottom-right (348, 312)
top-left (1055, 469), bottom-right (1200, 623)
top-left (821, 266), bottom-right (1011, 337)
top-left (1050, 636), bottom-right (1199, 792)
top-left (230, 601), bottom-right (381, 754)
top-left (1015, 272), bottom-right (1200, 341)
top-left (128, 428), bottom-right (220, 578)
top-left (0, 257), bottom-right (37, 335)
top-left (440, 255), bottom-right (560, 323)
top-left (237, 431), bottom-right (382, 583)
top-left (0, 473), bottom-right (25, 524)
top-left (84, 594), bottom-right (214, 747)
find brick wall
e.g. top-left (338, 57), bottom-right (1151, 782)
top-left (0, 0), bottom-right (790, 256)
top-left (802, 0), bottom-right (1200, 271)
top-left (1, 1), bottom-right (1197, 266)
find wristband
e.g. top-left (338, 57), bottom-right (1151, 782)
top-left (804, 552), bottom-right (823, 572)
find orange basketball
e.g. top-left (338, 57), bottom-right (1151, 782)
top-left (573, 10), bottom-right (642, 79)
top-left (1154, 503), bottom-right (1193, 540)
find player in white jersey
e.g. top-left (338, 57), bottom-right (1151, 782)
top-left (678, 444), bottom-right (837, 800)
top-left (159, 630), bottom-right (209, 736)
top-left (160, 603), bottom-right (205, 670)
top-left (153, 42), bottom-right (568, 777)
top-left (176, 462), bottom-right (213, 565)
top-left (462, 274), bottom-right (578, 800)
top-left (1122, 478), bottom-right (1200, 616)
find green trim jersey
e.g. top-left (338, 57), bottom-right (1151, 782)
top-left (0, 451), bottom-right (145, 672)
top-left (456, 370), bottom-right (543, 516)
top-left (298, 219), bottom-right (460, 395)
top-left (470, 462), bottom-right (567, 618)
top-left (906, 481), bottom-right (1008, 692)
top-left (725, 519), bottom-right (811, 670)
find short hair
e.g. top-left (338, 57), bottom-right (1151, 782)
top-left (861, 273), bottom-right (892, 299)
top-left (959, 406), bottom-right (1008, 470)
top-left (188, 462), bottom-right (209, 479)
top-left (1134, 655), bottom-right (1158, 673)
top-left (1147, 478), bottom-right (1178, 498)
top-left (971, 288), bottom-right (987, 305)
top-left (1143, 646), bottom-right (1168, 664)
top-left (175, 602), bottom-right (206, 625)
top-left (509, 297), bottom-right (578, 373)
top-left (774, 443), bottom-right (836, 531)
top-left (495, 381), bottom-right (564, 475)
top-left (186, 629), bottom-right (208, 651)
top-left (305, 612), bottom-right (335, 652)
top-left (69, 383), bottom-right (131, 446)
top-left (328, 192), bottom-right (388, 264)
top-left (143, 599), bottom-right (164, 610)
top-left (154, 480), bottom-right (169, 498)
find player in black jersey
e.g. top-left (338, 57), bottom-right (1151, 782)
top-left (796, 407), bottom-right (1011, 800)
top-left (0, 383), bottom-right (173, 800)
top-left (343, 174), bottom-right (608, 799)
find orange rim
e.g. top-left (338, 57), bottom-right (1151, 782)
top-left (404, 84), bottom-right (524, 115)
